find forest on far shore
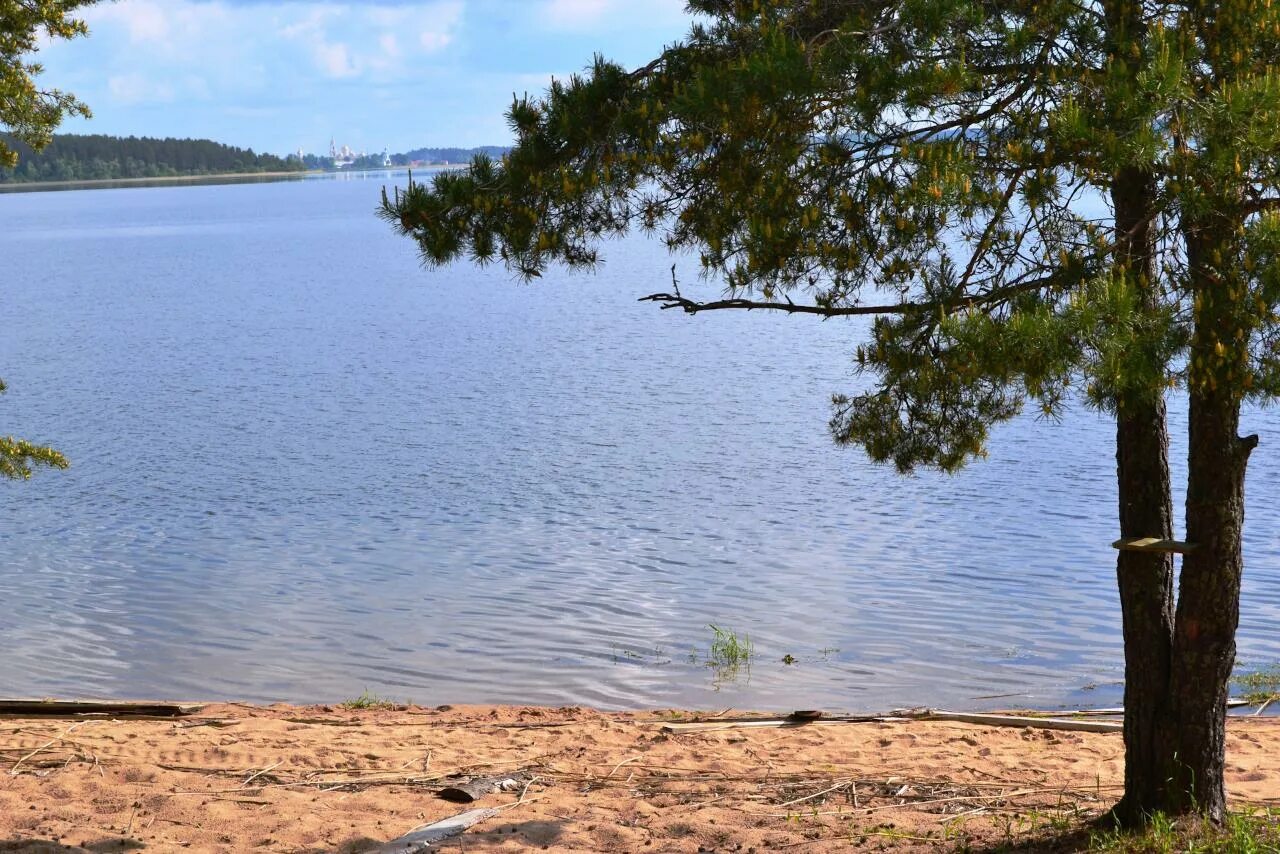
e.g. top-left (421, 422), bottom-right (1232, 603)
top-left (0, 134), bottom-right (303, 183)
top-left (0, 134), bottom-right (513, 183)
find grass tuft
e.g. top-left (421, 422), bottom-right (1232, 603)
top-left (1087, 808), bottom-right (1280, 852)
top-left (339, 690), bottom-right (398, 711)
top-left (707, 624), bottom-right (753, 671)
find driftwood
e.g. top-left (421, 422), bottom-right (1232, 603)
top-left (438, 771), bottom-right (533, 803)
top-left (662, 716), bottom-right (908, 733)
top-left (788, 710), bottom-right (824, 722)
top-left (992, 699), bottom-right (1248, 717)
top-left (922, 711), bottom-right (1122, 733)
top-left (651, 711), bottom-right (886, 726)
top-left (373, 808), bottom-right (499, 853)
top-left (0, 699), bottom-right (202, 718)
top-left (661, 699), bottom-right (1255, 734)
top-left (662, 709), bottom-right (1122, 734)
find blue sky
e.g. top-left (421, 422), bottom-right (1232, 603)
top-left (35, 0), bottom-right (693, 156)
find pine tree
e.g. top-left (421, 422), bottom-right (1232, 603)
top-left (1, 0), bottom-right (95, 478)
top-left (383, 0), bottom-right (1280, 822)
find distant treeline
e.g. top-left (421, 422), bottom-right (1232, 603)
top-left (0, 134), bottom-right (303, 183)
top-left (392, 146), bottom-right (509, 165)
top-left (294, 145), bottom-right (509, 171)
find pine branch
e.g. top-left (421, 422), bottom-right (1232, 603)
top-left (1243, 197), bottom-right (1280, 215)
top-left (640, 275), bottom-right (1062, 317)
top-left (638, 292), bottom-right (923, 316)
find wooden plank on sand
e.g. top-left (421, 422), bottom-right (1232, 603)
top-left (664, 700), bottom-right (1248, 734)
top-left (0, 699), bottom-right (203, 717)
top-left (373, 808), bottom-right (500, 853)
top-left (662, 711), bottom-right (1122, 734)
top-left (995, 699), bottom-right (1248, 717)
top-left (662, 716), bottom-right (906, 733)
top-left (925, 711), bottom-right (1121, 733)
top-left (1113, 537), bottom-right (1197, 554)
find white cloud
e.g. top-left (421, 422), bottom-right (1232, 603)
top-left (79, 0), bottom-right (465, 94)
top-left (419, 30), bottom-right (453, 51)
top-left (33, 0), bottom-right (693, 153)
top-left (314, 40), bottom-right (358, 78)
top-left (92, 0), bottom-right (170, 43)
top-left (281, 1), bottom-right (462, 78)
top-left (278, 7), bottom-right (336, 41)
top-left (544, 0), bottom-right (609, 27)
top-left (539, 0), bottom-right (687, 31)
top-left (107, 72), bottom-right (175, 105)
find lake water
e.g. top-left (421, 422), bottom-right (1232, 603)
top-left (1, 173), bottom-right (1277, 712)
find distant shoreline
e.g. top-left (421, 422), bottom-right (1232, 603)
top-left (0, 170), bottom-right (313, 193)
top-left (0, 164), bottom-right (465, 193)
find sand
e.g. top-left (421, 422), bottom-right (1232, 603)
top-left (0, 703), bottom-right (1275, 853)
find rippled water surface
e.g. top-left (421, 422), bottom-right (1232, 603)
top-left (2, 174), bottom-right (1278, 712)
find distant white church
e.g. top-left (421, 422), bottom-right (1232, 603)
top-left (329, 139), bottom-right (358, 169)
top-left (328, 140), bottom-right (393, 169)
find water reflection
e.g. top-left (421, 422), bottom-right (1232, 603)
top-left (0, 177), bottom-right (1276, 711)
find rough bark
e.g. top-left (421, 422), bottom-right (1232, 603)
top-left (1163, 218), bottom-right (1257, 821)
top-left (1167, 389), bottom-right (1253, 820)
top-left (1111, 397), bottom-right (1176, 824)
top-left (1107, 161), bottom-right (1177, 825)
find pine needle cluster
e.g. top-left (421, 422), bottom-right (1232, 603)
top-left (382, 0), bottom-right (1280, 476)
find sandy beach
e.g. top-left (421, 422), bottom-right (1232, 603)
top-left (0, 702), bottom-right (1275, 852)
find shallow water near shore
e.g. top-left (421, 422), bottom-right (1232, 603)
top-left (1, 173), bottom-right (1278, 711)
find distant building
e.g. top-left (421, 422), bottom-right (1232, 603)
top-left (323, 140), bottom-right (394, 169)
top-left (329, 138), bottom-right (358, 169)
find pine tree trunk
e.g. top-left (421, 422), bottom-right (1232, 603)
top-left (1107, 162), bottom-right (1177, 825)
top-left (1163, 218), bottom-right (1258, 821)
top-left (1166, 392), bottom-right (1254, 820)
top-left (1111, 400), bottom-right (1176, 824)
